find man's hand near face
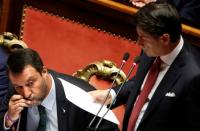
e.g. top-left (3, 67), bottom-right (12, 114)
top-left (5, 94), bottom-right (32, 128)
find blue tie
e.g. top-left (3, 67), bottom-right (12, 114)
top-left (37, 105), bottom-right (47, 131)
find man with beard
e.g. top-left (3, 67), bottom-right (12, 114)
top-left (0, 48), bottom-right (118, 131)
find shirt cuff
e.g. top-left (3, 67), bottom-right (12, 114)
top-left (4, 112), bottom-right (11, 130)
top-left (109, 89), bottom-right (116, 103)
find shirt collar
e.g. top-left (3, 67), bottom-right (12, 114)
top-left (160, 36), bottom-right (184, 66)
top-left (41, 74), bottom-right (56, 111)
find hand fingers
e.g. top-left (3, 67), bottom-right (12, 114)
top-left (130, 0), bottom-right (145, 2)
top-left (7, 95), bottom-right (32, 121)
top-left (131, 0), bottom-right (157, 7)
top-left (10, 95), bottom-right (32, 106)
top-left (132, 1), bottom-right (146, 7)
top-left (10, 95), bottom-right (24, 101)
top-left (89, 90), bottom-right (112, 105)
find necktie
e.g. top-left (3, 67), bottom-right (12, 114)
top-left (127, 57), bottom-right (161, 131)
top-left (37, 105), bottom-right (47, 131)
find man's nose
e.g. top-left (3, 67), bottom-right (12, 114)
top-left (22, 86), bottom-right (32, 99)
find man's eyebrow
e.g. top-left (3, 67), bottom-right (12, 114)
top-left (26, 76), bottom-right (36, 82)
top-left (12, 84), bottom-right (20, 87)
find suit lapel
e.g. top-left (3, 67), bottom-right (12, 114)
top-left (53, 75), bottom-right (68, 131)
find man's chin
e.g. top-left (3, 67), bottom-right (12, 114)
top-left (30, 100), bottom-right (42, 107)
top-left (144, 51), bottom-right (152, 57)
top-left (144, 50), bottom-right (155, 57)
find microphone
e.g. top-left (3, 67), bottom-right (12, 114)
top-left (87, 52), bottom-right (130, 130)
top-left (113, 56), bottom-right (140, 104)
top-left (94, 56), bottom-right (140, 130)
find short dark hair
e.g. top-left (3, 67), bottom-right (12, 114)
top-left (135, 2), bottom-right (182, 43)
top-left (7, 48), bottom-right (44, 74)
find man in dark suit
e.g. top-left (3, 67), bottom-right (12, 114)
top-left (129, 0), bottom-right (200, 28)
top-left (90, 2), bottom-right (200, 131)
top-left (0, 48), bottom-right (119, 131)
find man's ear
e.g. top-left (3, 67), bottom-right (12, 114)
top-left (42, 66), bottom-right (48, 74)
top-left (160, 33), bottom-right (170, 45)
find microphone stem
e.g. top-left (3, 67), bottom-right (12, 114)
top-left (88, 61), bottom-right (126, 128)
top-left (113, 63), bottom-right (136, 104)
top-left (95, 62), bottom-right (137, 130)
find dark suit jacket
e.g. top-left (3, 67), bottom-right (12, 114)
top-left (114, 43), bottom-right (200, 131)
top-left (0, 70), bottom-right (119, 131)
top-left (0, 46), bottom-right (9, 103)
top-left (123, 0), bottom-right (200, 27)
top-left (162, 0), bottom-right (200, 28)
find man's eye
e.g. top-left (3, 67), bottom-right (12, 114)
top-left (26, 81), bottom-right (33, 87)
top-left (137, 36), bottom-right (143, 41)
top-left (15, 86), bottom-right (23, 89)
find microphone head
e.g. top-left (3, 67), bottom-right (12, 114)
top-left (134, 56), bottom-right (140, 64)
top-left (123, 52), bottom-right (130, 61)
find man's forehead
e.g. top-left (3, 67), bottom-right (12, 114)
top-left (9, 66), bottom-right (38, 83)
